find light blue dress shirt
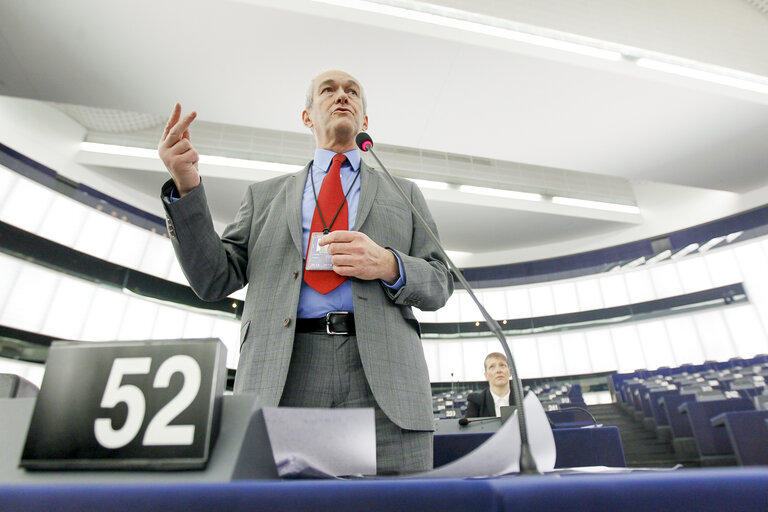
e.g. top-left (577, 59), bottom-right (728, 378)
top-left (297, 148), bottom-right (404, 318)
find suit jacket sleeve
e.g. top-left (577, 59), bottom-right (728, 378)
top-left (465, 392), bottom-right (483, 418)
top-left (381, 178), bottom-right (453, 311)
top-left (161, 179), bottom-right (253, 301)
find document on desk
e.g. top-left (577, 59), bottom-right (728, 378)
top-left (261, 407), bottom-right (376, 478)
top-left (413, 392), bottom-right (556, 478)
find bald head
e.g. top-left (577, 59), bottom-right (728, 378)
top-left (305, 70), bottom-right (367, 114)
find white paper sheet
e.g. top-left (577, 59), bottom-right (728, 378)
top-left (410, 391), bottom-right (556, 478)
top-left (261, 407), bottom-right (376, 477)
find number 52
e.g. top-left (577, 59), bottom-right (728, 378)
top-left (93, 355), bottom-right (201, 449)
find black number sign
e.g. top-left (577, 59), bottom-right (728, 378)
top-left (20, 339), bottom-right (226, 470)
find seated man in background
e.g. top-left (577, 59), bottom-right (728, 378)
top-left (465, 352), bottom-right (515, 418)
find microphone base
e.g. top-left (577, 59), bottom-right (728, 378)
top-left (518, 443), bottom-right (541, 475)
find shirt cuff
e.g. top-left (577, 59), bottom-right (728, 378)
top-left (381, 249), bottom-right (405, 290)
top-left (168, 185), bottom-right (180, 202)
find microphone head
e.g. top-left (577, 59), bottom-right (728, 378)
top-left (458, 417), bottom-right (469, 426)
top-left (356, 132), bottom-right (373, 152)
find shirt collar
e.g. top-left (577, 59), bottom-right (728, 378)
top-left (313, 148), bottom-right (361, 174)
top-left (490, 389), bottom-right (510, 401)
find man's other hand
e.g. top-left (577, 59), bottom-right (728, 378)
top-left (320, 231), bottom-right (399, 284)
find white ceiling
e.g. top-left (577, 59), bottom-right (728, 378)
top-left (1, 0), bottom-right (767, 266)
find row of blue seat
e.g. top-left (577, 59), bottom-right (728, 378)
top-left (613, 357), bottom-right (768, 466)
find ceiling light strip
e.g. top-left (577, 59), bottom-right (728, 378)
top-left (312, 0), bottom-right (622, 60)
top-left (636, 59), bottom-right (768, 95)
top-left (80, 142), bottom-right (303, 173)
top-left (459, 185), bottom-right (542, 201)
top-left (551, 196), bottom-right (640, 214)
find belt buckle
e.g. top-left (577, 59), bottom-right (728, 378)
top-left (325, 311), bottom-right (348, 335)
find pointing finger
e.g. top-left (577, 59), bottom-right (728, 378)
top-left (162, 103), bottom-right (181, 141)
top-left (167, 111), bottom-right (197, 145)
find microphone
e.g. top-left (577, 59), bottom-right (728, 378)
top-left (458, 417), bottom-right (498, 426)
top-left (356, 132), bottom-right (539, 475)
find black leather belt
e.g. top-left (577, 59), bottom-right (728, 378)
top-left (295, 312), bottom-right (355, 335)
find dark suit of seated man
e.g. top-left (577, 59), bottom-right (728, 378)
top-left (465, 352), bottom-right (516, 418)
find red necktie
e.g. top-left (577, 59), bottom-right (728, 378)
top-left (304, 153), bottom-right (348, 294)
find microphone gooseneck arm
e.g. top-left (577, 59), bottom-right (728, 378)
top-left (356, 133), bottom-right (539, 475)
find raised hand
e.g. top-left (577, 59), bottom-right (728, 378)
top-left (158, 103), bottom-right (201, 197)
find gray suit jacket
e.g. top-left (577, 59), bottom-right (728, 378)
top-left (161, 160), bottom-right (453, 431)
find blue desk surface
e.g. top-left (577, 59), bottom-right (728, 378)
top-left (2, 467), bottom-right (767, 512)
top-left (434, 426), bottom-right (626, 469)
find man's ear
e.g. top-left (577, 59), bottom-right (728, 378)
top-left (302, 109), bottom-right (313, 129)
top-left (362, 115), bottom-right (368, 132)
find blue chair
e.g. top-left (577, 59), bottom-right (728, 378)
top-left (710, 410), bottom-right (768, 466)
top-left (678, 398), bottom-right (754, 464)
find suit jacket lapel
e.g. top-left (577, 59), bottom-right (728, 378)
top-left (287, 163), bottom-right (311, 255)
top-left (355, 160), bottom-right (379, 230)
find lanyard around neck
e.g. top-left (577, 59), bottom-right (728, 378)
top-left (309, 159), bottom-right (361, 234)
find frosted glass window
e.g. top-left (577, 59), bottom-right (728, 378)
top-left (0, 264), bottom-right (58, 333)
top-left (462, 339), bottom-right (492, 381)
top-left (529, 285), bottom-right (555, 317)
top-left (41, 275), bottom-right (96, 339)
top-left (704, 250), bottom-right (742, 287)
top-left (413, 308), bottom-right (437, 323)
top-left (73, 210), bottom-right (120, 259)
top-left (675, 257), bottom-right (712, 293)
top-left (482, 289), bottom-right (508, 320)
top-left (36, 195), bottom-right (88, 247)
top-left (585, 330), bottom-right (617, 372)
top-left (211, 317), bottom-right (241, 369)
top-left (182, 312), bottom-right (215, 339)
top-left (0, 358), bottom-right (45, 388)
top-left (166, 258), bottom-right (189, 286)
top-left (139, 234), bottom-right (175, 280)
top-left (599, 274), bottom-right (629, 307)
top-left (151, 305), bottom-right (187, 341)
top-left (624, 270), bottom-right (655, 303)
top-left (536, 335), bottom-right (566, 377)
top-left (0, 165), bottom-right (18, 199)
top-left (552, 282), bottom-right (579, 314)
top-left (0, 253), bottom-right (22, 315)
top-left (636, 321), bottom-right (674, 370)
top-left (734, 244), bottom-right (768, 306)
top-left (665, 316), bottom-right (705, 365)
top-left (458, 291), bottom-right (481, 322)
top-left (576, 279), bottom-right (603, 311)
top-left (118, 297), bottom-right (159, 340)
top-left (0, 176), bottom-right (53, 233)
top-left (510, 336), bottom-right (541, 379)
top-left (80, 287), bottom-right (129, 341)
top-left (437, 341), bottom-right (464, 381)
top-left (560, 332), bottom-right (592, 375)
top-left (694, 311), bottom-right (734, 362)
top-left (723, 305), bottom-right (768, 358)
top-left (611, 325), bottom-right (646, 373)
top-left (108, 222), bottom-right (151, 270)
top-left (505, 288), bottom-right (532, 319)
top-left (649, 264), bottom-right (683, 298)
top-left (436, 293), bottom-right (461, 323)
top-left (421, 341), bottom-right (440, 382)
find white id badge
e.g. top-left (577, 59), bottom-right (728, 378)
top-left (306, 232), bottom-right (334, 270)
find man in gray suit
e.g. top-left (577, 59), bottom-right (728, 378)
top-left (158, 70), bottom-right (453, 474)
